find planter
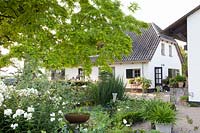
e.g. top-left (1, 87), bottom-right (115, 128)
top-left (64, 113), bottom-right (90, 124)
top-left (178, 82), bottom-right (184, 88)
top-left (155, 123), bottom-right (172, 133)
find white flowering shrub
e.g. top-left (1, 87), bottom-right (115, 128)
top-left (0, 80), bottom-right (69, 132)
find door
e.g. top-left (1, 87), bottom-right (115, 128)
top-left (155, 67), bottom-right (163, 86)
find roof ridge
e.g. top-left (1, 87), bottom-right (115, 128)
top-left (151, 23), bottom-right (162, 36)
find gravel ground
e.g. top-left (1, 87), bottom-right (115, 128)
top-left (173, 105), bottom-right (200, 133)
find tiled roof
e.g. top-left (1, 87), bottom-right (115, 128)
top-left (118, 23), bottom-right (177, 63)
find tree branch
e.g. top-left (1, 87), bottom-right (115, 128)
top-left (0, 14), bottom-right (15, 18)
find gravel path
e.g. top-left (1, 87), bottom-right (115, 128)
top-left (173, 105), bottom-right (200, 133)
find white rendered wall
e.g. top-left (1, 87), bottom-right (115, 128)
top-left (110, 63), bottom-right (149, 87)
top-left (149, 41), bottom-right (182, 87)
top-left (65, 68), bottom-right (79, 80)
top-left (65, 67), bottom-right (99, 81)
top-left (88, 67), bottom-right (99, 81)
top-left (187, 9), bottom-right (200, 102)
top-left (64, 63), bottom-right (149, 87)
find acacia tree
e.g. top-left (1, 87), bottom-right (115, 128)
top-left (0, 0), bottom-right (147, 74)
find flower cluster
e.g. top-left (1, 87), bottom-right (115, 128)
top-left (0, 93), bottom-right (4, 107)
top-left (4, 109), bottom-right (12, 116)
top-left (50, 112), bottom-right (55, 122)
top-left (11, 123), bottom-right (18, 129)
top-left (0, 80), bottom-right (69, 132)
top-left (16, 88), bottom-right (39, 96)
top-left (0, 81), bottom-right (7, 106)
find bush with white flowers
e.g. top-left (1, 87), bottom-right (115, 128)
top-left (0, 80), bottom-right (69, 132)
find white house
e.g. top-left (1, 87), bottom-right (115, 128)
top-left (52, 23), bottom-right (183, 89)
top-left (164, 5), bottom-right (200, 102)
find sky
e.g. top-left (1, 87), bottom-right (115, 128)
top-left (121, 0), bottom-right (200, 29)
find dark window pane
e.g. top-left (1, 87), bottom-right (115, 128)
top-left (126, 69), bottom-right (133, 78)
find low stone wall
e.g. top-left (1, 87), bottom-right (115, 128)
top-left (170, 88), bottom-right (188, 104)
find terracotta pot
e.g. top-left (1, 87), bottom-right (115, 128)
top-left (178, 82), bottom-right (184, 88)
top-left (64, 113), bottom-right (90, 124)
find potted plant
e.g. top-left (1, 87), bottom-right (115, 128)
top-left (128, 78), bottom-right (135, 84)
top-left (141, 78), bottom-right (152, 93)
top-left (175, 75), bottom-right (186, 88)
top-left (147, 103), bottom-right (176, 133)
top-left (179, 95), bottom-right (188, 106)
top-left (135, 77), bottom-right (142, 85)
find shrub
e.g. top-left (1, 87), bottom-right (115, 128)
top-left (189, 102), bottom-right (200, 107)
top-left (0, 81), bottom-right (67, 132)
top-left (97, 74), bottom-right (126, 105)
top-left (112, 99), bottom-right (146, 128)
top-left (144, 100), bottom-right (176, 124)
top-left (0, 79), bottom-right (92, 132)
top-left (141, 78), bottom-right (152, 92)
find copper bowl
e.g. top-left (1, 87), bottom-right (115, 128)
top-left (64, 113), bottom-right (90, 124)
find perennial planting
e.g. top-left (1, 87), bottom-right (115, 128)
top-left (0, 80), bottom-right (67, 132)
top-left (0, 76), bottom-right (176, 132)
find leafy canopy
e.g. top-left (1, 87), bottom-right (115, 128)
top-left (0, 0), bottom-right (147, 74)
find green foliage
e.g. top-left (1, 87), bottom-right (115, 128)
top-left (169, 75), bottom-right (186, 87)
top-left (162, 77), bottom-right (169, 85)
top-left (144, 100), bottom-right (176, 124)
top-left (141, 77), bottom-right (152, 91)
top-left (180, 95), bottom-right (188, 101)
top-left (0, 82), bottom-right (67, 132)
top-left (0, 0), bottom-right (148, 74)
top-left (179, 46), bottom-right (188, 76)
top-left (189, 102), bottom-right (200, 107)
top-left (169, 78), bottom-right (178, 88)
top-left (121, 111), bottom-right (144, 124)
top-left (112, 99), bottom-right (146, 128)
top-left (96, 74), bottom-right (126, 105)
top-left (1, 76), bottom-right (176, 132)
top-left (175, 75), bottom-right (186, 82)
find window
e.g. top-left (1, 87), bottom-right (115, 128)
top-left (169, 45), bottom-right (172, 57)
top-left (161, 43), bottom-right (165, 56)
top-left (126, 69), bottom-right (141, 78)
top-left (168, 69), bottom-right (179, 78)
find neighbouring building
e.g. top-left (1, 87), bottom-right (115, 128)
top-left (51, 23), bottom-right (183, 89)
top-left (163, 5), bottom-right (200, 102)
